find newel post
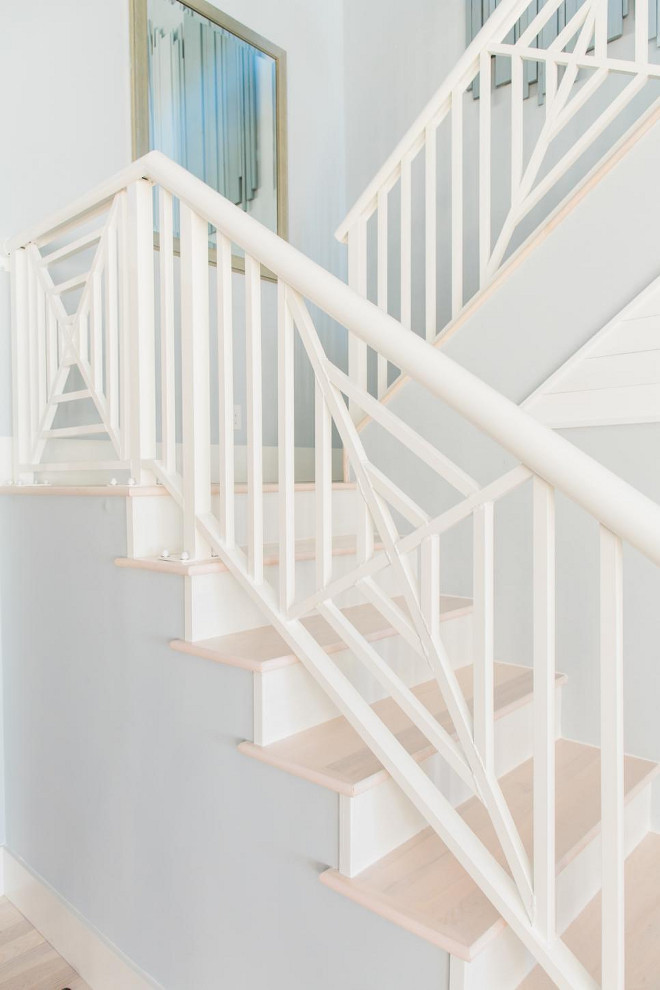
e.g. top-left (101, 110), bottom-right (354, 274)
top-left (125, 178), bottom-right (156, 483)
top-left (10, 248), bottom-right (33, 482)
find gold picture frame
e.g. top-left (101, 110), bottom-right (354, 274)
top-left (129, 0), bottom-right (288, 275)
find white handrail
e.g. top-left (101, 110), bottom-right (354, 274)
top-left (334, 0), bottom-right (525, 242)
top-left (5, 157), bottom-right (157, 253)
top-left (8, 149), bottom-right (660, 567)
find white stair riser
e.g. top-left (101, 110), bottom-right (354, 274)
top-left (125, 490), bottom-right (359, 558)
top-left (253, 613), bottom-right (475, 744)
top-left (126, 494), bottom-right (181, 559)
top-left (226, 489), bottom-right (359, 544)
top-left (338, 684), bottom-right (563, 878)
top-left (460, 779), bottom-right (653, 990)
top-left (184, 572), bottom-right (266, 642)
top-left (184, 553), bottom-right (400, 641)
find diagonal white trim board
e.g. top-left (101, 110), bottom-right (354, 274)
top-left (2, 848), bottom-right (163, 990)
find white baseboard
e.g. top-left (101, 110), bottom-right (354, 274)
top-left (2, 848), bottom-right (162, 990)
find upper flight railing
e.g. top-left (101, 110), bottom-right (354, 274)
top-left (337, 0), bottom-right (660, 402)
top-left (8, 151), bottom-right (660, 988)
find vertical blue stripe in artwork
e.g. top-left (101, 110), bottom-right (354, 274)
top-left (182, 15), bottom-right (204, 179)
top-left (608, 0), bottom-right (624, 41)
top-left (201, 22), bottom-right (218, 193)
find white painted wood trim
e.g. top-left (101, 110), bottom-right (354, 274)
top-left (2, 848), bottom-right (162, 990)
top-left (523, 272), bottom-right (660, 422)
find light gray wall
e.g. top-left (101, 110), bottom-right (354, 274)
top-left (343, 0), bottom-right (465, 205)
top-left (0, 495), bottom-right (449, 990)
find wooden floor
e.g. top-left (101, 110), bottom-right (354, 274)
top-left (0, 898), bottom-right (89, 990)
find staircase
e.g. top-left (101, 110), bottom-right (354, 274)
top-left (3, 1), bottom-right (660, 988)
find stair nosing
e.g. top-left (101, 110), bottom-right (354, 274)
top-left (114, 534), bottom-right (386, 576)
top-left (170, 596), bottom-right (474, 672)
top-left (238, 663), bottom-right (566, 797)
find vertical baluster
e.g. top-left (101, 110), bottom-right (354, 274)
top-left (27, 260), bottom-right (38, 445)
top-left (46, 305), bottom-right (58, 398)
top-left (421, 535), bottom-right (440, 642)
top-left (377, 188), bottom-right (389, 397)
top-left (595, 0), bottom-right (609, 57)
top-left (479, 49), bottom-right (492, 288)
top-left (216, 232), bottom-right (235, 547)
top-left (347, 218), bottom-right (368, 416)
top-left (473, 502), bottom-right (494, 773)
top-left (245, 254), bottom-right (263, 582)
top-left (533, 477), bottom-right (556, 940)
top-left (315, 379), bottom-right (333, 590)
top-left (126, 179), bottom-right (156, 481)
top-left (278, 281), bottom-right (295, 610)
top-left (106, 209), bottom-right (120, 432)
top-left (545, 58), bottom-right (558, 114)
top-left (400, 153), bottom-right (412, 332)
top-left (36, 281), bottom-right (47, 415)
top-left (10, 249), bottom-right (30, 479)
top-left (78, 310), bottom-right (89, 367)
top-left (180, 203), bottom-right (211, 559)
top-left (117, 190), bottom-right (131, 461)
top-left (600, 526), bottom-right (625, 990)
top-left (425, 125), bottom-right (437, 344)
top-left (511, 54), bottom-right (524, 207)
top-left (451, 88), bottom-right (464, 318)
top-left (635, 0), bottom-right (649, 64)
top-left (158, 189), bottom-right (176, 476)
top-left (91, 269), bottom-right (103, 396)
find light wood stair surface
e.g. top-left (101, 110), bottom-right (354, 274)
top-left (238, 662), bottom-right (564, 796)
top-left (519, 831), bottom-right (660, 988)
top-left (0, 484), bottom-right (165, 498)
top-left (0, 481), bottom-right (356, 497)
top-left (171, 594), bottom-right (473, 672)
top-left (115, 533), bottom-right (384, 576)
top-left (319, 740), bottom-right (659, 958)
top-left (0, 897), bottom-right (89, 989)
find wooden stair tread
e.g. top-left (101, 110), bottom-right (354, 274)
top-left (115, 533), bottom-right (383, 576)
top-left (319, 740), bottom-right (659, 958)
top-left (518, 831), bottom-right (660, 988)
top-left (170, 594), bottom-right (472, 672)
top-left (239, 662), bottom-right (563, 796)
top-left (0, 481), bottom-right (355, 497)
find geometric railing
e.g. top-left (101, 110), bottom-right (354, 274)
top-left (8, 152), bottom-right (660, 988)
top-left (336, 0), bottom-right (660, 401)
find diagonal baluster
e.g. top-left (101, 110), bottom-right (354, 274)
top-left (288, 289), bottom-right (534, 913)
